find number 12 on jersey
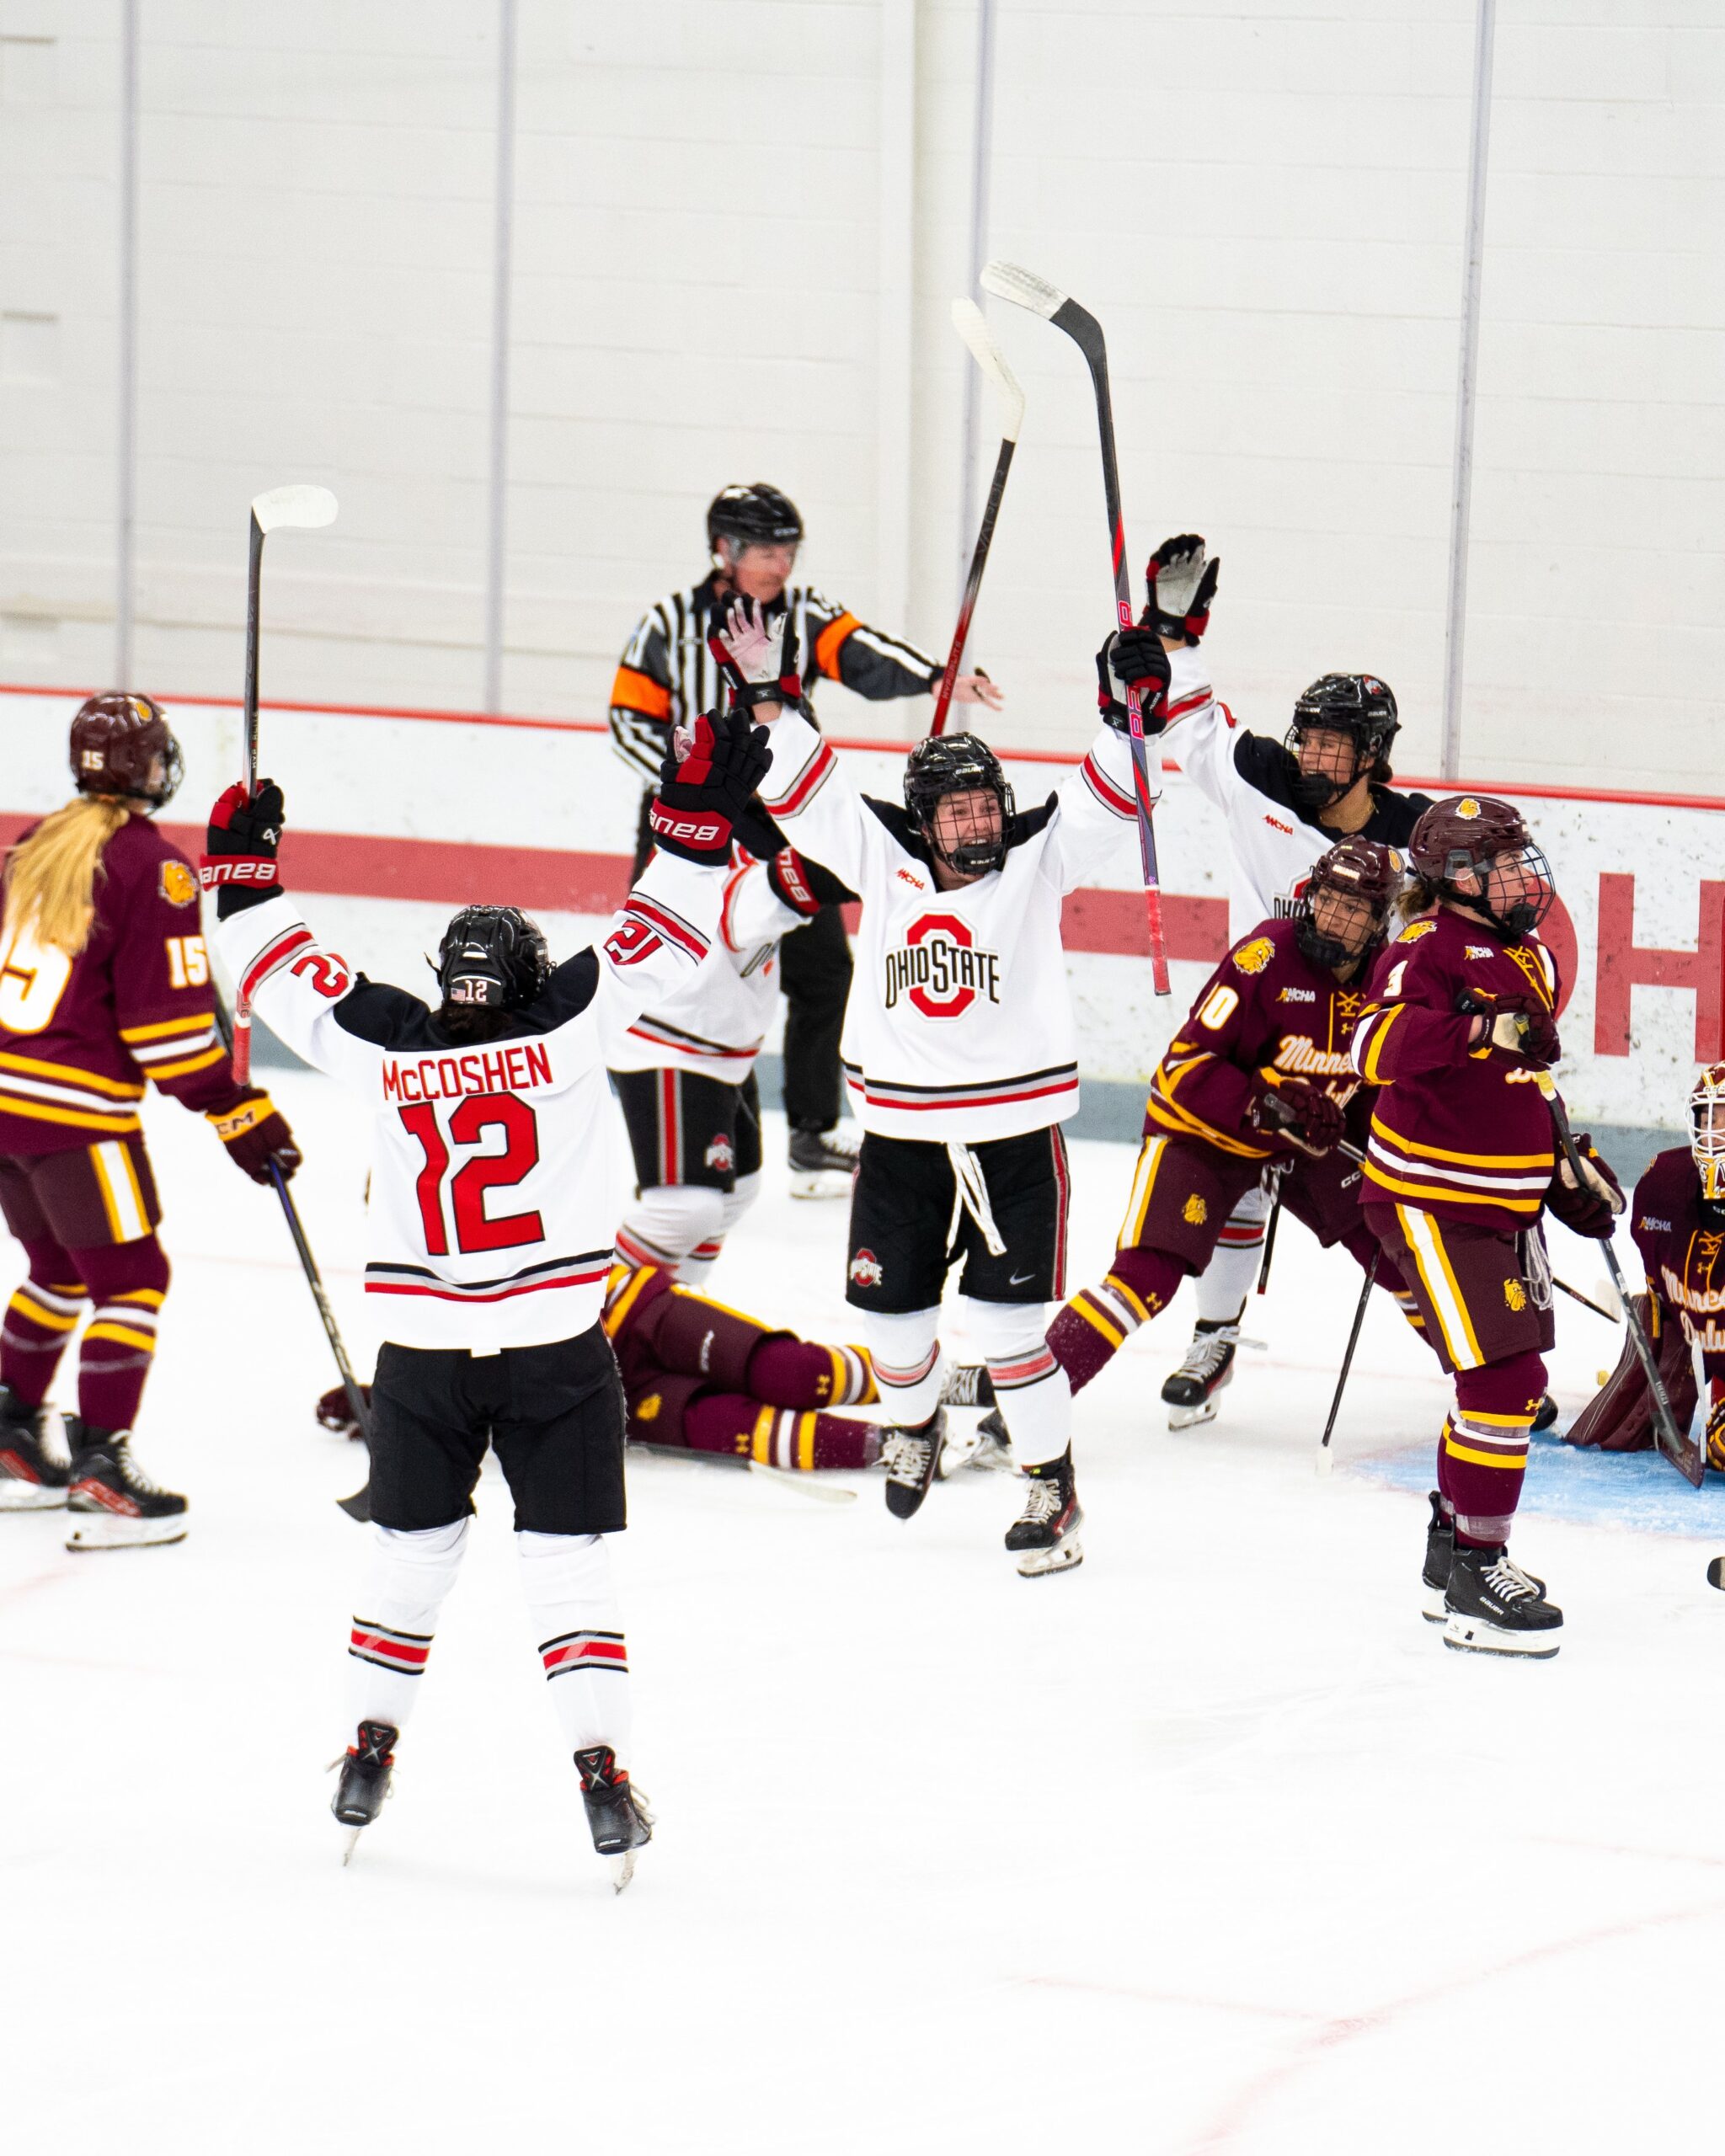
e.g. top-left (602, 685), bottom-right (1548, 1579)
top-left (398, 1097), bottom-right (544, 1257)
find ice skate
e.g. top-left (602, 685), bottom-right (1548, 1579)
top-left (788, 1124), bottom-right (859, 1199)
top-left (881, 1409), bottom-right (947, 1519)
top-left (937, 1363), bottom-right (995, 1410)
top-left (966, 1405), bottom-right (1017, 1474)
top-left (1005, 1451), bottom-right (1083, 1577)
top-left (0, 1387), bottom-right (70, 1512)
top-left (1161, 1321), bottom-right (1239, 1430)
top-left (1443, 1544), bottom-right (1562, 1658)
top-left (1424, 1493), bottom-right (1541, 1621)
top-left (330, 1719), bottom-right (398, 1864)
top-left (62, 1422), bottom-right (188, 1549)
top-left (575, 1744), bottom-right (653, 1892)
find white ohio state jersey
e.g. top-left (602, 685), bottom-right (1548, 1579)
top-left (1163, 646), bottom-right (1430, 937)
top-left (213, 853), bottom-right (719, 1351)
top-left (755, 708), bottom-right (1142, 1140)
top-left (604, 854), bottom-right (807, 1085)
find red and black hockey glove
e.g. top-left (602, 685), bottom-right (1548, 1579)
top-left (1248, 1072), bottom-right (1347, 1157)
top-left (1458, 986), bottom-right (1560, 1068)
top-left (1545, 1131), bottom-right (1624, 1239)
top-left (317, 1381), bottom-right (372, 1442)
top-left (206, 1089), bottom-right (302, 1185)
top-left (1096, 627), bottom-right (1172, 735)
top-left (1141, 534), bottom-right (1220, 645)
top-left (766, 846), bottom-right (854, 916)
top-left (201, 780), bottom-right (286, 917)
top-left (649, 710), bottom-right (772, 866)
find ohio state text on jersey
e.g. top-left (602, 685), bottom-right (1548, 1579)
top-left (213, 854), bottom-right (718, 1352)
top-left (755, 708), bottom-right (1140, 1140)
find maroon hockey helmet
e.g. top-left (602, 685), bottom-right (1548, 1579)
top-left (1407, 793), bottom-right (1553, 939)
top-left (69, 692), bottom-right (183, 808)
top-left (1295, 836), bottom-right (1403, 971)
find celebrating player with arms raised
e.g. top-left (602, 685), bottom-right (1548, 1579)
top-left (712, 595), bottom-right (1146, 1529)
top-left (204, 708), bottom-right (766, 1885)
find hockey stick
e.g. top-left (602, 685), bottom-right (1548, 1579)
top-left (1316, 1249), bottom-right (1377, 1475)
top-left (1537, 1072), bottom-right (1701, 1487)
top-left (979, 259), bottom-right (1171, 995)
top-left (232, 483), bottom-right (339, 1083)
top-left (1255, 1173), bottom-right (1285, 1296)
top-left (932, 300), bottom-right (1024, 739)
top-left (209, 995), bottom-right (377, 1515)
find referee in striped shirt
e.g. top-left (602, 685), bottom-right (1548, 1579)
top-left (611, 483), bottom-right (1002, 1194)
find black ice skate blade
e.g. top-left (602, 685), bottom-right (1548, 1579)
top-left (1707, 1556), bottom-right (1725, 1592)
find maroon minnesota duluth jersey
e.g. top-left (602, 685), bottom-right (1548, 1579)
top-left (0, 813), bottom-right (242, 1155)
top-left (1145, 916), bottom-right (1369, 1161)
top-left (1349, 910), bottom-right (1560, 1233)
top-left (1631, 1147), bottom-right (1725, 1385)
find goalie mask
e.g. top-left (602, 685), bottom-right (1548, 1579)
top-left (903, 733), bottom-right (1014, 878)
top-left (1407, 794), bottom-right (1554, 941)
top-left (434, 906), bottom-right (551, 1011)
top-left (1295, 838), bottom-right (1402, 973)
top-left (1691, 1065), bottom-right (1725, 1203)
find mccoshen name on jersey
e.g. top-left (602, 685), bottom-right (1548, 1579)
top-left (381, 1043), bottom-right (555, 1104)
top-left (882, 917), bottom-right (1002, 1017)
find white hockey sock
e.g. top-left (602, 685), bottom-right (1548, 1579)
top-left (676, 1171), bottom-right (763, 1288)
top-left (959, 1295), bottom-right (1072, 1469)
top-left (1194, 1187), bottom-right (1269, 1325)
top-left (616, 1182), bottom-right (725, 1281)
top-left (518, 1530), bottom-right (632, 1761)
top-left (346, 1518), bottom-right (469, 1736)
top-left (865, 1306), bottom-right (945, 1428)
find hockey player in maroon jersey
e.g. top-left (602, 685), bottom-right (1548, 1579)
top-left (1568, 1065), bottom-right (1725, 1468)
top-left (1349, 796), bottom-right (1622, 1657)
top-left (0, 695), bottom-right (300, 1545)
top-left (1021, 840), bottom-right (1415, 1573)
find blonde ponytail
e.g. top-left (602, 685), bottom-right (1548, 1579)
top-left (2, 796), bottom-right (135, 957)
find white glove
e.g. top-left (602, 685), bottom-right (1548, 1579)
top-left (1149, 540), bottom-right (1210, 620)
top-left (1559, 1151), bottom-right (1626, 1214)
top-left (719, 595), bottom-right (788, 686)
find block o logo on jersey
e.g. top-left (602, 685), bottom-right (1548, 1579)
top-left (849, 1248), bottom-right (884, 1289)
top-left (883, 913), bottom-right (1001, 1019)
top-left (704, 1133), bottom-right (734, 1173)
top-left (158, 859), bottom-right (198, 908)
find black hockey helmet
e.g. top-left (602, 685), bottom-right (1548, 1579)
top-left (69, 692), bottom-right (183, 808)
top-left (903, 732), bottom-right (1014, 878)
top-left (1407, 794), bottom-right (1554, 940)
top-left (435, 906), bottom-right (551, 1011)
top-left (1284, 673), bottom-right (1399, 813)
top-left (707, 483), bottom-right (804, 557)
top-left (1295, 837), bottom-right (1403, 973)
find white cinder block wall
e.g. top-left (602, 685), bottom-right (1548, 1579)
top-left (1, 1), bottom-right (1720, 797)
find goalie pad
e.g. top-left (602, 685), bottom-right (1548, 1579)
top-left (1564, 1294), bottom-right (1697, 1454)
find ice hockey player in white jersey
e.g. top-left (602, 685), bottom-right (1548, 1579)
top-left (607, 836), bottom-right (853, 1285)
top-left (711, 595), bottom-right (1149, 1540)
top-left (200, 710), bottom-right (767, 1887)
top-left (1100, 536), bottom-right (1433, 1428)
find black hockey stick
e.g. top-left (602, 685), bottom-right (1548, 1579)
top-left (1316, 1250), bottom-right (1377, 1475)
top-left (232, 483), bottom-right (338, 1081)
top-left (1256, 1168), bottom-right (1285, 1296)
top-left (211, 994), bottom-right (376, 1518)
top-left (979, 259), bottom-right (1171, 995)
top-left (932, 301), bottom-right (1023, 739)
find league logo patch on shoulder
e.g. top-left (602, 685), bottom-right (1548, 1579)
top-left (159, 858), bottom-right (198, 908)
top-left (1232, 937), bottom-right (1274, 975)
top-left (1397, 920), bottom-right (1437, 943)
top-left (704, 1133), bottom-right (735, 1174)
top-left (849, 1248), bottom-right (884, 1289)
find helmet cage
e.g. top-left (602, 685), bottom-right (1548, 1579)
top-left (903, 734), bottom-right (1014, 878)
top-left (1691, 1065), bottom-right (1725, 1202)
top-left (1440, 841), bottom-right (1555, 940)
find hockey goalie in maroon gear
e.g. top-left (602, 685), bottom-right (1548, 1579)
top-left (1567, 1064), bottom-right (1725, 1469)
top-left (1031, 840), bottom-right (1415, 1572)
top-left (0, 694), bottom-right (300, 1546)
top-left (1350, 794), bottom-right (1623, 1658)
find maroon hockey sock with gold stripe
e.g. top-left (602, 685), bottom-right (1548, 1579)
top-left (1442, 1350), bottom-right (1546, 1545)
top-left (1047, 1248), bottom-right (1183, 1394)
top-left (0, 1250), bottom-right (86, 1407)
top-left (745, 1336), bottom-right (876, 1408)
top-left (685, 1392), bottom-right (880, 1470)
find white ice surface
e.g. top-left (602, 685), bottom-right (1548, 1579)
top-left (5, 1070), bottom-right (1724, 2156)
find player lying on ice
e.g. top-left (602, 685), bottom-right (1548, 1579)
top-left (709, 595), bottom-right (1146, 1533)
top-left (1026, 839), bottom-right (1421, 1573)
top-left (0, 694), bottom-right (300, 1546)
top-left (1350, 794), bottom-right (1622, 1657)
top-left (201, 707), bottom-right (769, 1886)
top-left (1565, 1063), bottom-right (1725, 1473)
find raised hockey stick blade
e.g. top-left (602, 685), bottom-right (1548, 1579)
top-left (234, 483), bottom-right (339, 1081)
top-left (979, 259), bottom-right (1170, 994)
top-left (1317, 1251), bottom-right (1378, 1476)
top-left (932, 299), bottom-right (1025, 737)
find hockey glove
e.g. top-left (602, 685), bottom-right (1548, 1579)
top-left (710, 595), bottom-right (804, 715)
top-left (201, 780), bottom-right (286, 917)
top-left (649, 710), bottom-right (772, 866)
top-left (1141, 535), bottom-right (1220, 645)
top-left (1248, 1073), bottom-right (1348, 1156)
top-left (317, 1380), bottom-right (372, 1441)
top-left (1458, 987), bottom-right (1561, 1068)
top-left (1546, 1131), bottom-right (1624, 1237)
top-left (766, 846), bottom-right (855, 917)
top-left (1095, 627), bottom-right (1172, 735)
top-left (206, 1090), bottom-right (302, 1185)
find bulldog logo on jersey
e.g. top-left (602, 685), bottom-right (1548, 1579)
top-left (704, 1133), bottom-right (734, 1174)
top-left (1504, 1279), bottom-right (1528, 1313)
top-left (849, 1248), bottom-right (884, 1288)
top-left (158, 859), bottom-right (197, 908)
top-left (884, 913), bottom-right (1001, 1019)
top-left (1232, 937), bottom-right (1274, 975)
